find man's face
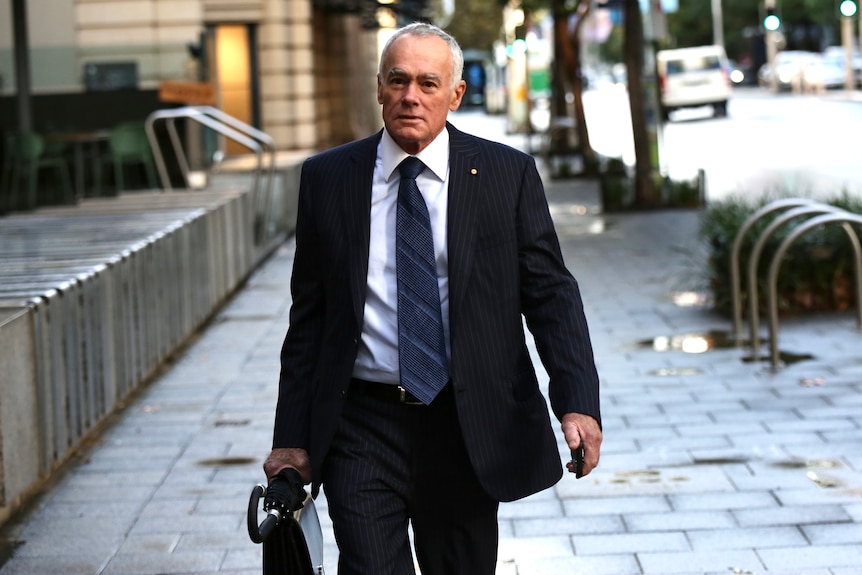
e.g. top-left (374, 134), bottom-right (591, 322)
top-left (377, 34), bottom-right (466, 155)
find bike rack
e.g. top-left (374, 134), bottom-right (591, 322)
top-left (729, 198), bottom-right (818, 341)
top-left (144, 107), bottom-right (277, 245)
top-left (765, 212), bottom-right (862, 368)
top-left (743, 202), bottom-right (861, 358)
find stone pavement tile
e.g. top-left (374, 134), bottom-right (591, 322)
top-left (801, 522), bottom-right (862, 545)
top-left (498, 498), bottom-right (563, 520)
top-left (560, 494), bottom-right (672, 515)
top-left (510, 553), bottom-right (642, 575)
top-left (100, 549), bottom-right (225, 575)
top-left (845, 502), bottom-right (862, 521)
top-left (624, 509), bottom-right (736, 531)
top-left (733, 504), bottom-right (851, 527)
top-left (557, 465), bottom-right (737, 498)
top-left (512, 515), bottom-right (625, 537)
top-left (668, 490), bottom-right (778, 511)
top-left (758, 544), bottom-right (862, 571)
top-left (636, 549), bottom-right (763, 574)
top-left (0, 557), bottom-right (109, 575)
top-left (727, 462), bottom-right (830, 491)
top-left (573, 531), bottom-right (689, 555)
top-left (496, 535), bottom-right (573, 562)
top-left (686, 526), bottom-right (807, 550)
top-left (119, 532), bottom-right (182, 553)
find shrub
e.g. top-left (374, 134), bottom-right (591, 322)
top-left (699, 190), bottom-right (862, 318)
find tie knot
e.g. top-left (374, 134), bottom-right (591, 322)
top-left (398, 156), bottom-right (425, 181)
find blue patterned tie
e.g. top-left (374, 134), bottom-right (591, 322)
top-left (396, 156), bottom-right (449, 404)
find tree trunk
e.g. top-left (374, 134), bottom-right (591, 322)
top-left (624, 0), bottom-right (658, 207)
top-left (552, 0), bottom-right (597, 175)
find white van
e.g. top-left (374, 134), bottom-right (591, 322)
top-left (656, 45), bottom-right (732, 120)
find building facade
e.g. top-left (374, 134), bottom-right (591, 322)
top-left (0, 0), bottom-right (404, 156)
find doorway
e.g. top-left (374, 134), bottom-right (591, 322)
top-left (210, 23), bottom-right (260, 156)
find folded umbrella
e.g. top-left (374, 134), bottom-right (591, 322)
top-left (248, 483), bottom-right (324, 574)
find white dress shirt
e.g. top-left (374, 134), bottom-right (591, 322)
top-left (352, 128), bottom-right (451, 384)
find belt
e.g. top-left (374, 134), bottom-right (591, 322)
top-left (350, 378), bottom-right (425, 406)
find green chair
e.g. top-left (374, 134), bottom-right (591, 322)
top-left (3, 131), bottom-right (73, 210)
top-left (107, 121), bottom-right (158, 192)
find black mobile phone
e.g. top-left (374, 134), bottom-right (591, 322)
top-left (571, 445), bottom-right (585, 478)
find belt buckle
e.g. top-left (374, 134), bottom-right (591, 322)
top-left (397, 385), bottom-right (423, 406)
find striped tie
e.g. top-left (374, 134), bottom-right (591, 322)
top-left (396, 156), bottom-right (449, 404)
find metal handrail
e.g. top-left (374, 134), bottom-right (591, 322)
top-left (766, 213), bottom-right (862, 368)
top-left (729, 198), bottom-right (818, 341)
top-left (144, 108), bottom-right (264, 193)
top-left (745, 203), bottom-right (858, 358)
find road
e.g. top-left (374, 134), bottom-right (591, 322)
top-left (581, 85), bottom-right (862, 202)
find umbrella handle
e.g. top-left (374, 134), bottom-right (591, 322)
top-left (247, 483), bottom-right (281, 544)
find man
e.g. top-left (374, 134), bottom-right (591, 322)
top-left (263, 22), bottom-right (601, 575)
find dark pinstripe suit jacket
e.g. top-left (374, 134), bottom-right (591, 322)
top-left (273, 122), bottom-right (600, 502)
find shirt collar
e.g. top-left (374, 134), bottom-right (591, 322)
top-left (381, 126), bottom-right (450, 183)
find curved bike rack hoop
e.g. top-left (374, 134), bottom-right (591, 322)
top-left (744, 203), bottom-right (859, 358)
top-left (729, 198), bottom-right (819, 341)
top-left (766, 212), bottom-right (862, 369)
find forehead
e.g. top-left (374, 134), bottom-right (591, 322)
top-left (382, 34), bottom-right (452, 78)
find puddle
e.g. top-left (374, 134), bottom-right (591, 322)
top-left (691, 457), bottom-right (749, 465)
top-left (609, 469), bottom-right (690, 485)
top-left (772, 458), bottom-right (842, 470)
top-left (806, 471), bottom-right (842, 488)
top-left (647, 367), bottom-right (703, 376)
top-left (640, 331), bottom-right (817, 365)
top-left (640, 330), bottom-right (735, 354)
top-left (741, 351), bottom-right (816, 366)
top-left (214, 418), bottom-right (251, 427)
top-left (670, 291), bottom-right (713, 308)
top-left (197, 457), bottom-right (257, 467)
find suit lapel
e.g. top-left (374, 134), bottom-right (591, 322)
top-left (446, 124), bottom-right (482, 329)
top-left (343, 132), bottom-right (382, 326)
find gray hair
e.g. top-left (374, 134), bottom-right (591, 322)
top-left (379, 22), bottom-right (464, 89)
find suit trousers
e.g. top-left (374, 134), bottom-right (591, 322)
top-left (321, 382), bottom-right (499, 575)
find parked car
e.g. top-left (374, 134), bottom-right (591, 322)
top-left (807, 52), bottom-right (846, 90)
top-left (656, 45), bottom-right (732, 120)
top-left (758, 50), bottom-right (816, 91)
top-left (759, 50), bottom-right (845, 92)
top-left (822, 45), bottom-right (862, 85)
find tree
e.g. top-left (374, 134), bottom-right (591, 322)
top-left (624, 0), bottom-right (658, 207)
top-left (552, 0), bottom-right (597, 175)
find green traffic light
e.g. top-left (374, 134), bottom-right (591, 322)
top-left (764, 14), bottom-right (780, 31)
top-left (840, 0), bottom-right (858, 17)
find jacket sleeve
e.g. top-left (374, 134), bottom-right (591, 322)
top-left (516, 157), bottom-right (601, 427)
top-left (271, 159), bottom-right (324, 449)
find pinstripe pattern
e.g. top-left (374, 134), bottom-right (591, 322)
top-left (273, 122), bottom-right (600, 504)
top-left (323, 385), bottom-right (498, 574)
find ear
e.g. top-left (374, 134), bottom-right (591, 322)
top-left (449, 79), bottom-right (466, 112)
top-left (377, 74), bottom-right (384, 105)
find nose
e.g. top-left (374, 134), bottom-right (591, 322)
top-left (402, 81), bottom-right (420, 104)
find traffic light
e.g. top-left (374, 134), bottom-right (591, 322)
top-left (839, 0), bottom-right (858, 17)
top-left (763, 8), bottom-right (781, 32)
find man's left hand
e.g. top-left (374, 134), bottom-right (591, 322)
top-left (562, 413), bottom-right (602, 477)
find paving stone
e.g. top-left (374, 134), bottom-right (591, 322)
top-left (686, 526), bottom-right (807, 550)
top-left (636, 549), bottom-right (763, 574)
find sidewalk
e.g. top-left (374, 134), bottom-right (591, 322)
top-left (1, 110), bottom-right (861, 575)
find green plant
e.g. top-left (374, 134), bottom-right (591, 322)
top-left (699, 190), bottom-right (862, 317)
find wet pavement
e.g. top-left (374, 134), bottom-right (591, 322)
top-left (1, 110), bottom-right (861, 574)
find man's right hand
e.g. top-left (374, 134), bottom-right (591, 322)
top-left (263, 468), bottom-right (306, 515)
top-left (263, 447), bottom-right (312, 483)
